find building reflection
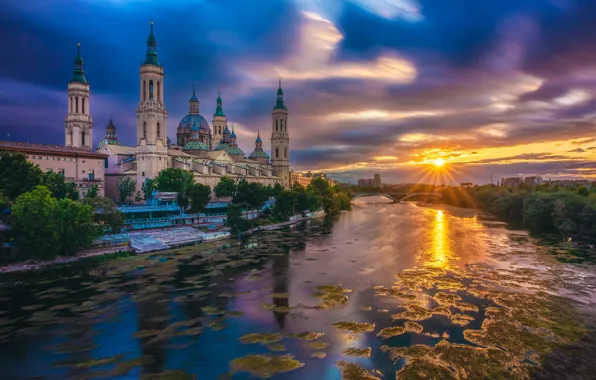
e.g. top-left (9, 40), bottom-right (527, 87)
top-left (271, 251), bottom-right (290, 329)
top-left (136, 278), bottom-right (169, 374)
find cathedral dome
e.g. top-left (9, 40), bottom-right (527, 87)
top-left (214, 141), bottom-right (229, 151)
top-left (178, 114), bottom-right (210, 132)
top-left (226, 146), bottom-right (245, 156)
top-left (183, 140), bottom-right (208, 151)
top-left (249, 150), bottom-right (269, 159)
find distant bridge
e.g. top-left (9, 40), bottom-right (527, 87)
top-left (351, 193), bottom-right (442, 203)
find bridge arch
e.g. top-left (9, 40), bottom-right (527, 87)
top-left (351, 192), bottom-right (442, 202)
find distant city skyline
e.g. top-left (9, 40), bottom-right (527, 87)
top-left (2, 0), bottom-right (596, 184)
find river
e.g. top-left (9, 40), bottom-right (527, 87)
top-left (1, 197), bottom-right (596, 379)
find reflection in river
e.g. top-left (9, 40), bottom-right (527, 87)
top-left (1, 196), bottom-right (596, 379)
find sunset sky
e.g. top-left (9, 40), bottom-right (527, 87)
top-left (2, 0), bottom-right (596, 184)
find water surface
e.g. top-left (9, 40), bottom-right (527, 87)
top-left (1, 197), bottom-right (596, 379)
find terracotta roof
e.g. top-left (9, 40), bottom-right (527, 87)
top-left (100, 144), bottom-right (137, 155)
top-left (0, 141), bottom-right (108, 158)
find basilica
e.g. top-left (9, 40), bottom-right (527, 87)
top-left (65, 21), bottom-right (291, 201)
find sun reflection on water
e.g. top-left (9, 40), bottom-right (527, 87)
top-left (427, 209), bottom-right (452, 268)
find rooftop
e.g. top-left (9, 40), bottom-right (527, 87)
top-left (0, 141), bottom-right (108, 158)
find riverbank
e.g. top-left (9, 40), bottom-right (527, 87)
top-left (0, 211), bottom-right (327, 274)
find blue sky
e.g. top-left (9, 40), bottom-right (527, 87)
top-left (2, 0), bottom-right (596, 184)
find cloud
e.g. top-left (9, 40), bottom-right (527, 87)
top-left (567, 148), bottom-right (586, 153)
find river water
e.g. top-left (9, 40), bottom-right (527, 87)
top-left (1, 197), bottom-right (596, 379)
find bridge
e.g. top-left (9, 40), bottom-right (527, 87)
top-left (351, 192), bottom-right (442, 203)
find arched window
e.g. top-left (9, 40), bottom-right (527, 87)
top-left (276, 148), bottom-right (279, 158)
top-left (82, 98), bottom-right (85, 114)
top-left (149, 80), bottom-right (154, 100)
top-left (81, 131), bottom-right (86, 146)
top-left (275, 120), bottom-right (278, 131)
top-left (157, 122), bottom-right (160, 138)
top-left (143, 81), bottom-right (146, 101)
top-left (143, 122), bottom-right (147, 138)
top-left (284, 148), bottom-right (287, 158)
top-left (70, 97), bottom-right (73, 113)
top-left (76, 97), bottom-right (79, 113)
top-left (157, 81), bottom-right (161, 102)
top-left (70, 131), bottom-right (73, 145)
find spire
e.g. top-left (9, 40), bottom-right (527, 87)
top-left (256, 130), bottom-right (262, 143)
top-left (214, 89), bottom-right (225, 117)
top-left (144, 19), bottom-right (160, 66)
top-left (274, 77), bottom-right (286, 110)
top-left (106, 113), bottom-right (118, 142)
top-left (71, 42), bottom-right (87, 83)
top-left (190, 84), bottom-right (198, 101)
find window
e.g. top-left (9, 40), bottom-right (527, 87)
top-left (157, 81), bottom-right (161, 101)
top-left (142, 171), bottom-right (145, 177)
top-left (276, 148), bottom-right (279, 158)
top-left (82, 131), bottom-right (86, 146)
top-left (143, 122), bottom-right (147, 138)
top-left (76, 97), bottom-right (79, 113)
top-left (149, 80), bottom-right (154, 100)
top-left (143, 81), bottom-right (146, 101)
top-left (275, 120), bottom-right (278, 131)
top-left (58, 169), bottom-right (65, 176)
top-left (133, 163), bottom-right (137, 170)
top-left (70, 131), bottom-right (73, 145)
top-left (88, 170), bottom-right (95, 181)
top-left (82, 98), bottom-right (85, 114)
top-left (70, 97), bottom-right (73, 113)
top-left (104, 158), bottom-right (108, 168)
top-left (284, 148), bottom-right (287, 158)
top-left (157, 122), bottom-right (160, 138)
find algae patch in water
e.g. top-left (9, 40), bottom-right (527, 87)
top-left (377, 326), bottom-right (406, 339)
top-left (404, 321), bottom-right (424, 334)
top-left (336, 361), bottom-right (381, 380)
top-left (290, 331), bottom-right (325, 341)
top-left (343, 347), bottom-right (371, 357)
top-left (311, 284), bottom-right (351, 309)
top-left (238, 333), bottom-right (284, 345)
top-left (307, 341), bottom-right (329, 349)
top-left (332, 321), bottom-right (375, 334)
top-left (230, 354), bottom-right (305, 378)
top-left (392, 303), bottom-right (433, 321)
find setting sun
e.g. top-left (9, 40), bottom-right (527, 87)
top-left (433, 159), bottom-right (445, 167)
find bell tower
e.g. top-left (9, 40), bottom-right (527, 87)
top-left (270, 79), bottom-right (291, 188)
top-left (65, 42), bottom-right (93, 150)
top-left (212, 90), bottom-right (226, 145)
top-left (136, 20), bottom-right (168, 191)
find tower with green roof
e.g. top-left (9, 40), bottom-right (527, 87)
top-left (271, 78), bottom-right (291, 188)
top-left (212, 90), bottom-right (227, 145)
top-left (65, 42), bottom-right (94, 150)
top-left (136, 20), bottom-right (168, 192)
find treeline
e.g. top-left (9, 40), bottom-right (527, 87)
top-left (0, 152), bottom-right (122, 259)
top-left (441, 185), bottom-right (596, 242)
top-left (226, 177), bottom-right (353, 234)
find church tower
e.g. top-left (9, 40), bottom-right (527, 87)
top-left (136, 20), bottom-right (168, 191)
top-left (271, 79), bottom-right (291, 188)
top-left (212, 90), bottom-right (226, 144)
top-left (65, 42), bottom-right (93, 150)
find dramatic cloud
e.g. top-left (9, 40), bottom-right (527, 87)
top-left (1, 0), bottom-right (596, 183)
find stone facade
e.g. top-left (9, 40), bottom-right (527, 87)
top-left (0, 141), bottom-right (107, 197)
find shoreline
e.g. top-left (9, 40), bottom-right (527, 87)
top-left (0, 211), bottom-right (326, 274)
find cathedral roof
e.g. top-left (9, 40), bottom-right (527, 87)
top-left (190, 84), bottom-right (198, 102)
top-left (71, 43), bottom-right (87, 84)
top-left (178, 114), bottom-right (210, 132)
top-left (96, 139), bottom-right (120, 149)
top-left (249, 150), bottom-right (269, 159)
top-left (144, 21), bottom-right (160, 66)
top-left (214, 141), bottom-right (229, 151)
top-left (183, 140), bottom-right (209, 151)
top-left (226, 146), bottom-right (245, 156)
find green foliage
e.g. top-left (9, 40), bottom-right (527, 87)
top-left (214, 176), bottom-right (237, 198)
top-left (12, 186), bottom-right (102, 258)
top-left (0, 152), bottom-right (43, 200)
top-left (189, 183), bottom-right (211, 213)
top-left (226, 203), bottom-right (252, 234)
top-left (117, 176), bottom-right (136, 204)
top-left (141, 178), bottom-right (156, 201)
top-left (155, 168), bottom-right (195, 210)
top-left (441, 184), bottom-right (596, 242)
top-left (85, 184), bottom-right (99, 198)
top-left (42, 171), bottom-right (79, 200)
top-left (83, 196), bottom-right (123, 234)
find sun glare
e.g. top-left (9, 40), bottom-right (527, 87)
top-left (433, 159), bottom-right (445, 167)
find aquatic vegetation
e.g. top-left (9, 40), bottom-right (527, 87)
top-left (376, 326), bottom-right (406, 339)
top-left (392, 303), bottom-right (433, 321)
top-left (450, 314), bottom-right (475, 326)
top-left (290, 331), bottom-right (325, 341)
top-left (230, 354), bottom-right (305, 378)
top-left (55, 354), bottom-right (124, 369)
top-left (343, 347), bottom-right (371, 357)
top-left (238, 333), bottom-right (284, 345)
top-left (332, 321), bottom-right (375, 334)
top-left (311, 351), bottom-right (327, 359)
top-left (405, 321), bottom-right (424, 334)
top-left (307, 341), bottom-right (329, 349)
top-left (432, 306), bottom-right (452, 317)
top-left (133, 330), bottom-right (161, 339)
top-left (336, 361), bottom-right (381, 380)
top-left (260, 303), bottom-right (292, 313)
top-left (140, 369), bottom-right (197, 379)
top-left (311, 284), bottom-right (351, 309)
top-left (266, 343), bottom-right (286, 351)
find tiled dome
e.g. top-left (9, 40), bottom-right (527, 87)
top-left (249, 150), bottom-right (269, 159)
top-left (226, 146), bottom-right (245, 156)
top-left (183, 140), bottom-right (208, 151)
top-left (178, 114), bottom-right (210, 132)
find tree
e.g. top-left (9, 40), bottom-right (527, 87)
top-left (83, 196), bottom-right (123, 234)
top-left (226, 203), bottom-right (251, 234)
top-left (189, 183), bottom-right (211, 213)
top-left (0, 152), bottom-right (43, 200)
top-left (86, 184), bottom-right (99, 198)
top-left (214, 176), bottom-right (236, 198)
top-left (273, 188), bottom-right (297, 221)
top-left (56, 198), bottom-right (103, 255)
top-left (142, 178), bottom-right (156, 201)
top-left (42, 171), bottom-right (79, 200)
top-left (577, 186), bottom-right (590, 197)
top-left (11, 186), bottom-right (61, 259)
top-left (117, 176), bottom-right (136, 204)
top-left (155, 168), bottom-right (194, 211)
